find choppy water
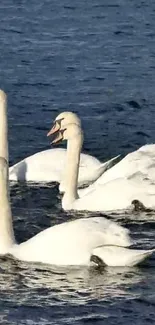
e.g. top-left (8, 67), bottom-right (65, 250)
top-left (1, 0), bottom-right (155, 324)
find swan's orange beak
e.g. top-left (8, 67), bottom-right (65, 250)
top-left (47, 121), bottom-right (60, 137)
top-left (51, 130), bottom-right (64, 144)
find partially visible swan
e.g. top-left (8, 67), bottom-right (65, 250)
top-left (48, 122), bottom-right (155, 212)
top-left (48, 113), bottom-right (155, 191)
top-left (95, 144), bottom-right (155, 186)
top-left (1, 156), bottom-right (154, 266)
top-left (9, 112), bottom-right (119, 189)
top-left (0, 90), bottom-right (154, 267)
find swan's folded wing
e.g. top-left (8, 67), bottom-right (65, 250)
top-left (92, 246), bottom-right (155, 266)
top-left (76, 176), bottom-right (155, 212)
top-left (95, 144), bottom-right (155, 186)
top-left (78, 155), bottom-right (121, 188)
top-left (73, 217), bottom-right (132, 248)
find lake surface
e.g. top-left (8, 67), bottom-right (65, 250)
top-left (0, 0), bottom-right (155, 324)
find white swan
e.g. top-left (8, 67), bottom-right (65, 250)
top-left (48, 113), bottom-right (155, 190)
top-left (95, 144), bottom-right (155, 186)
top-left (1, 158), bottom-right (155, 267)
top-left (9, 112), bottom-right (119, 189)
top-left (48, 122), bottom-right (155, 212)
top-left (0, 90), bottom-right (154, 267)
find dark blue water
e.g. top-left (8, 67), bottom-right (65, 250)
top-left (1, 0), bottom-right (155, 324)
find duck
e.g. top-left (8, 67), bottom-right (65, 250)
top-left (0, 89), bottom-right (154, 267)
top-left (9, 112), bottom-right (119, 190)
top-left (47, 120), bottom-right (155, 212)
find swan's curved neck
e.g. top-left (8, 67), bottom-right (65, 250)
top-left (62, 132), bottom-right (83, 208)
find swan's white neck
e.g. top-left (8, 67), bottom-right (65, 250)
top-left (62, 132), bottom-right (83, 209)
top-left (0, 95), bottom-right (8, 162)
top-left (0, 92), bottom-right (15, 253)
top-left (0, 161), bottom-right (15, 253)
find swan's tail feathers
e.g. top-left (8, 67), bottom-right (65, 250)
top-left (92, 246), bottom-right (155, 267)
top-left (84, 155), bottom-right (121, 186)
top-left (77, 155), bottom-right (121, 188)
top-left (98, 155), bottom-right (121, 175)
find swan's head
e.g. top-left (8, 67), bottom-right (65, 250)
top-left (49, 123), bottom-right (83, 144)
top-left (47, 112), bottom-right (81, 137)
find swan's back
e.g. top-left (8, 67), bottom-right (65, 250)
top-left (11, 217), bottom-right (131, 265)
top-left (9, 148), bottom-right (101, 183)
top-left (73, 175), bottom-right (155, 212)
top-left (96, 144), bottom-right (155, 185)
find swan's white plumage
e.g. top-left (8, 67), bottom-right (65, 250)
top-left (95, 144), bottom-right (155, 186)
top-left (49, 121), bottom-right (155, 212)
top-left (10, 217), bottom-right (132, 265)
top-left (9, 217), bottom-right (155, 266)
top-left (0, 91), bottom-right (15, 254)
top-left (0, 91), bottom-right (8, 162)
top-left (0, 94), bottom-right (154, 267)
top-left (63, 176), bottom-right (155, 211)
top-left (9, 148), bottom-right (119, 188)
top-left (9, 111), bottom-right (120, 187)
top-left (74, 144), bottom-right (155, 211)
top-left (93, 246), bottom-right (155, 267)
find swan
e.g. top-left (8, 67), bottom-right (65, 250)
top-left (9, 112), bottom-right (119, 189)
top-left (95, 144), bottom-right (155, 186)
top-left (1, 157), bottom-right (155, 267)
top-left (48, 121), bottom-right (155, 212)
top-left (0, 90), bottom-right (154, 267)
top-left (48, 113), bottom-right (155, 190)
